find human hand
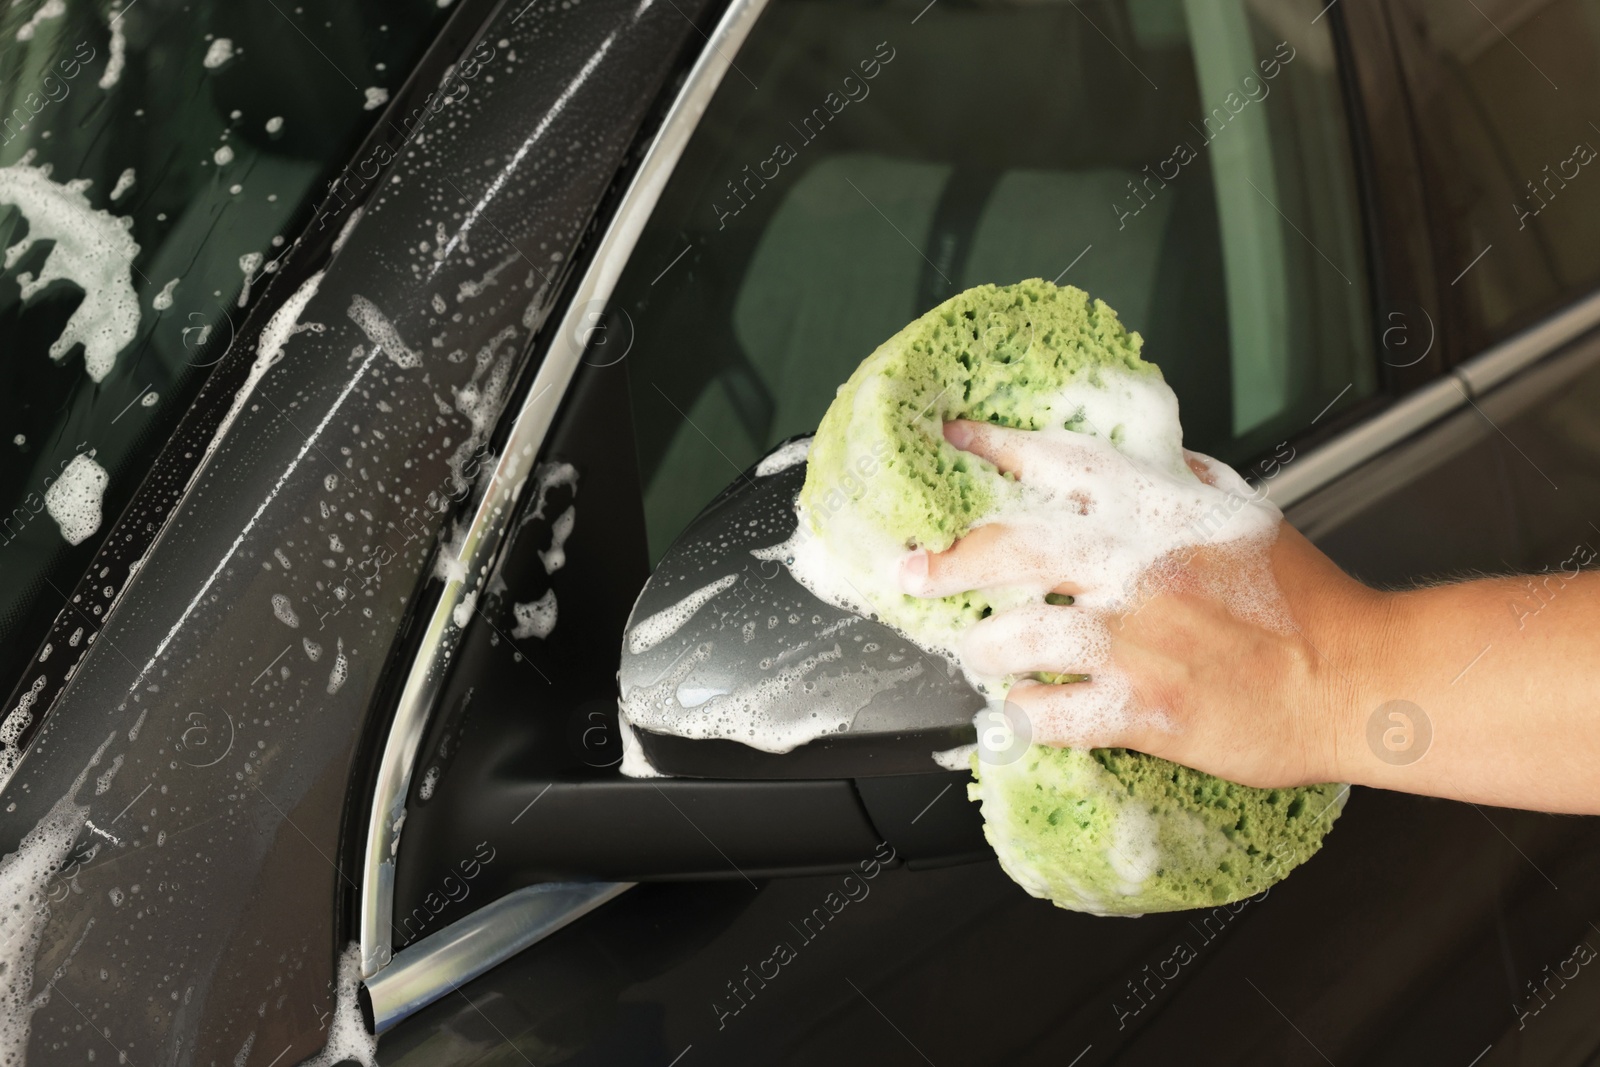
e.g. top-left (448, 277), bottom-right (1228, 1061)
top-left (899, 420), bottom-right (1385, 788)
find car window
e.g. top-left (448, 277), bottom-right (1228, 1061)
top-left (1397, 0), bottom-right (1600, 347)
top-left (0, 1), bottom-right (448, 690)
top-left (604, 0), bottom-right (1375, 562)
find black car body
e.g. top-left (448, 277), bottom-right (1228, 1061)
top-left (1, 0), bottom-right (1599, 1063)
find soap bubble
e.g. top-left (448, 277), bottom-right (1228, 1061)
top-left (1366, 699), bottom-right (1430, 765)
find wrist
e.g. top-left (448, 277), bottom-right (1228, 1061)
top-left (1302, 575), bottom-right (1404, 786)
top-left (1319, 583), bottom-right (1412, 787)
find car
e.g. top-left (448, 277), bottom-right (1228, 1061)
top-left (1, 0), bottom-right (1599, 1063)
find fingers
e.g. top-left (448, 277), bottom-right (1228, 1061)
top-left (960, 603), bottom-right (1106, 676)
top-left (944, 420), bottom-right (1034, 477)
top-left (900, 524), bottom-right (1084, 598)
top-left (1182, 449), bottom-right (1217, 485)
top-left (1005, 677), bottom-right (1174, 752)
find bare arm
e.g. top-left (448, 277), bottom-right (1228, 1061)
top-left (903, 420), bottom-right (1600, 814)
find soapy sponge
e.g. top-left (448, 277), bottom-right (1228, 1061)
top-left (798, 279), bottom-right (1343, 914)
top-left (971, 746), bottom-right (1344, 914)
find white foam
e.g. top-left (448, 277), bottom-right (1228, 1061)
top-left (326, 639), bottom-right (348, 695)
top-left (787, 367), bottom-right (1288, 749)
top-left (626, 575), bottom-right (736, 654)
top-left (539, 506), bottom-right (575, 573)
top-left (257, 270), bottom-right (323, 364)
top-left (621, 641), bottom-right (924, 755)
top-left (0, 160), bottom-right (141, 382)
top-left (15, 0), bottom-right (64, 41)
top-left (347, 294), bottom-right (420, 368)
top-left (616, 716), bottom-right (665, 778)
top-left (932, 743), bottom-right (976, 771)
top-left (271, 593), bottom-right (299, 628)
top-left (511, 590), bottom-right (556, 640)
top-left (265, 115), bottom-right (284, 134)
top-left (108, 168), bottom-right (135, 201)
top-left (302, 944), bottom-right (377, 1066)
top-left (363, 86), bottom-right (389, 110)
top-left (44, 453), bottom-right (108, 545)
top-left (151, 276), bottom-right (179, 310)
top-left (755, 437), bottom-right (809, 476)
top-left (99, 12), bottom-right (127, 88)
top-left (213, 144), bottom-right (234, 167)
top-left (1107, 802), bottom-right (1160, 895)
top-left (451, 589), bottom-right (477, 630)
top-left (0, 733), bottom-right (115, 1066)
top-left (206, 270), bottom-right (323, 460)
top-left (202, 37), bottom-right (234, 69)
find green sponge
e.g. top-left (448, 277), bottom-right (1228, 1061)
top-left (970, 747), bottom-right (1345, 914)
top-left (800, 278), bottom-right (1158, 639)
top-left (799, 279), bottom-right (1344, 914)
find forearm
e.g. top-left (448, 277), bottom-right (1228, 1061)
top-left (1330, 571), bottom-right (1600, 813)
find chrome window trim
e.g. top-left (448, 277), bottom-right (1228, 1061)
top-left (366, 881), bottom-right (634, 1032)
top-left (358, 0), bottom-right (771, 1004)
top-left (1266, 290), bottom-right (1600, 509)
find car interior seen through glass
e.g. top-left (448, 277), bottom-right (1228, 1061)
top-left (607, 0), bottom-right (1376, 563)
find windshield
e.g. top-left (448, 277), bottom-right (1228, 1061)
top-left (0, 0), bottom-right (447, 702)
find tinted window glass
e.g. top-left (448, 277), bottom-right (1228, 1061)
top-left (1398, 0), bottom-right (1600, 343)
top-left (607, 0), bottom-right (1375, 562)
top-left (0, 1), bottom-right (447, 684)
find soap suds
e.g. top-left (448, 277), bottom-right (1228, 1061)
top-left (347, 295), bottom-right (420, 368)
top-left (616, 716), bottom-right (665, 778)
top-left (0, 733), bottom-right (115, 1065)
top-left (511, 590), bottom-right (556, 640)
top-left (622, 640), bottom-right (924, 755)
top-left (538, 506), bottom-right (575, 573)
top-left (0, 159), bottom-right (140, 382)
top-left (98, 11), bottom-right (127, 88)
top-left (15, 0), bottom-right (64, 41)
top-left (451, 589), bottom-right (477, 630)
top-left (301, 944), bottom-right (377, 1066)
top-left (932, 743), bottom-right (976, 772)
top-left (108, 168), bottom-right (135, 201)
top-left (202, 38), bottom-right (235, 69)
top-left (363, 86), bottom-right (389, 110)
top-left (206, 270), bottom-right (324, 458)
top-left (326, 639), bottom-right (348, 695)
top-left (44, 453), bottom-right (109, 545)
top-left (271, 593), bottom-right (299, 628)
top-left (626, 575), bottom-right (737, 655)
top-left (755, 437), bottom-right (809, 476)
top-left (787, 367), bottom-right (1286, 748)
top-left (151, 277), bottom-right (179, 310)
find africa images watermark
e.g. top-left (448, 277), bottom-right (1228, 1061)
top-left (1113, 40), bottom-right (1297, 230)
top-left (710, 41), bottom-right (897, 230)
top-left (710, 841), bottom-right (898, 1030)
top-left (312, 38), bottom-right (499, 232)
top-left (1515, 936), bottom-right (1597, 1030)
top-left (1509, 535), bottom-right (1596, 630)
top-left (1110, 852), bottom-right (1290, 1030)
top-left (1, 39), bottom-right (96, 145)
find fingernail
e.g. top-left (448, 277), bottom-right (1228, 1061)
top-left (900, 549), bottom-right (929, 593)
top-left (943, 421), bottom-right (973, 450)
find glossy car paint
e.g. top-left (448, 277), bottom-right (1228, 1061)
top-left (0, 0), bottom-right (707, 1060)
